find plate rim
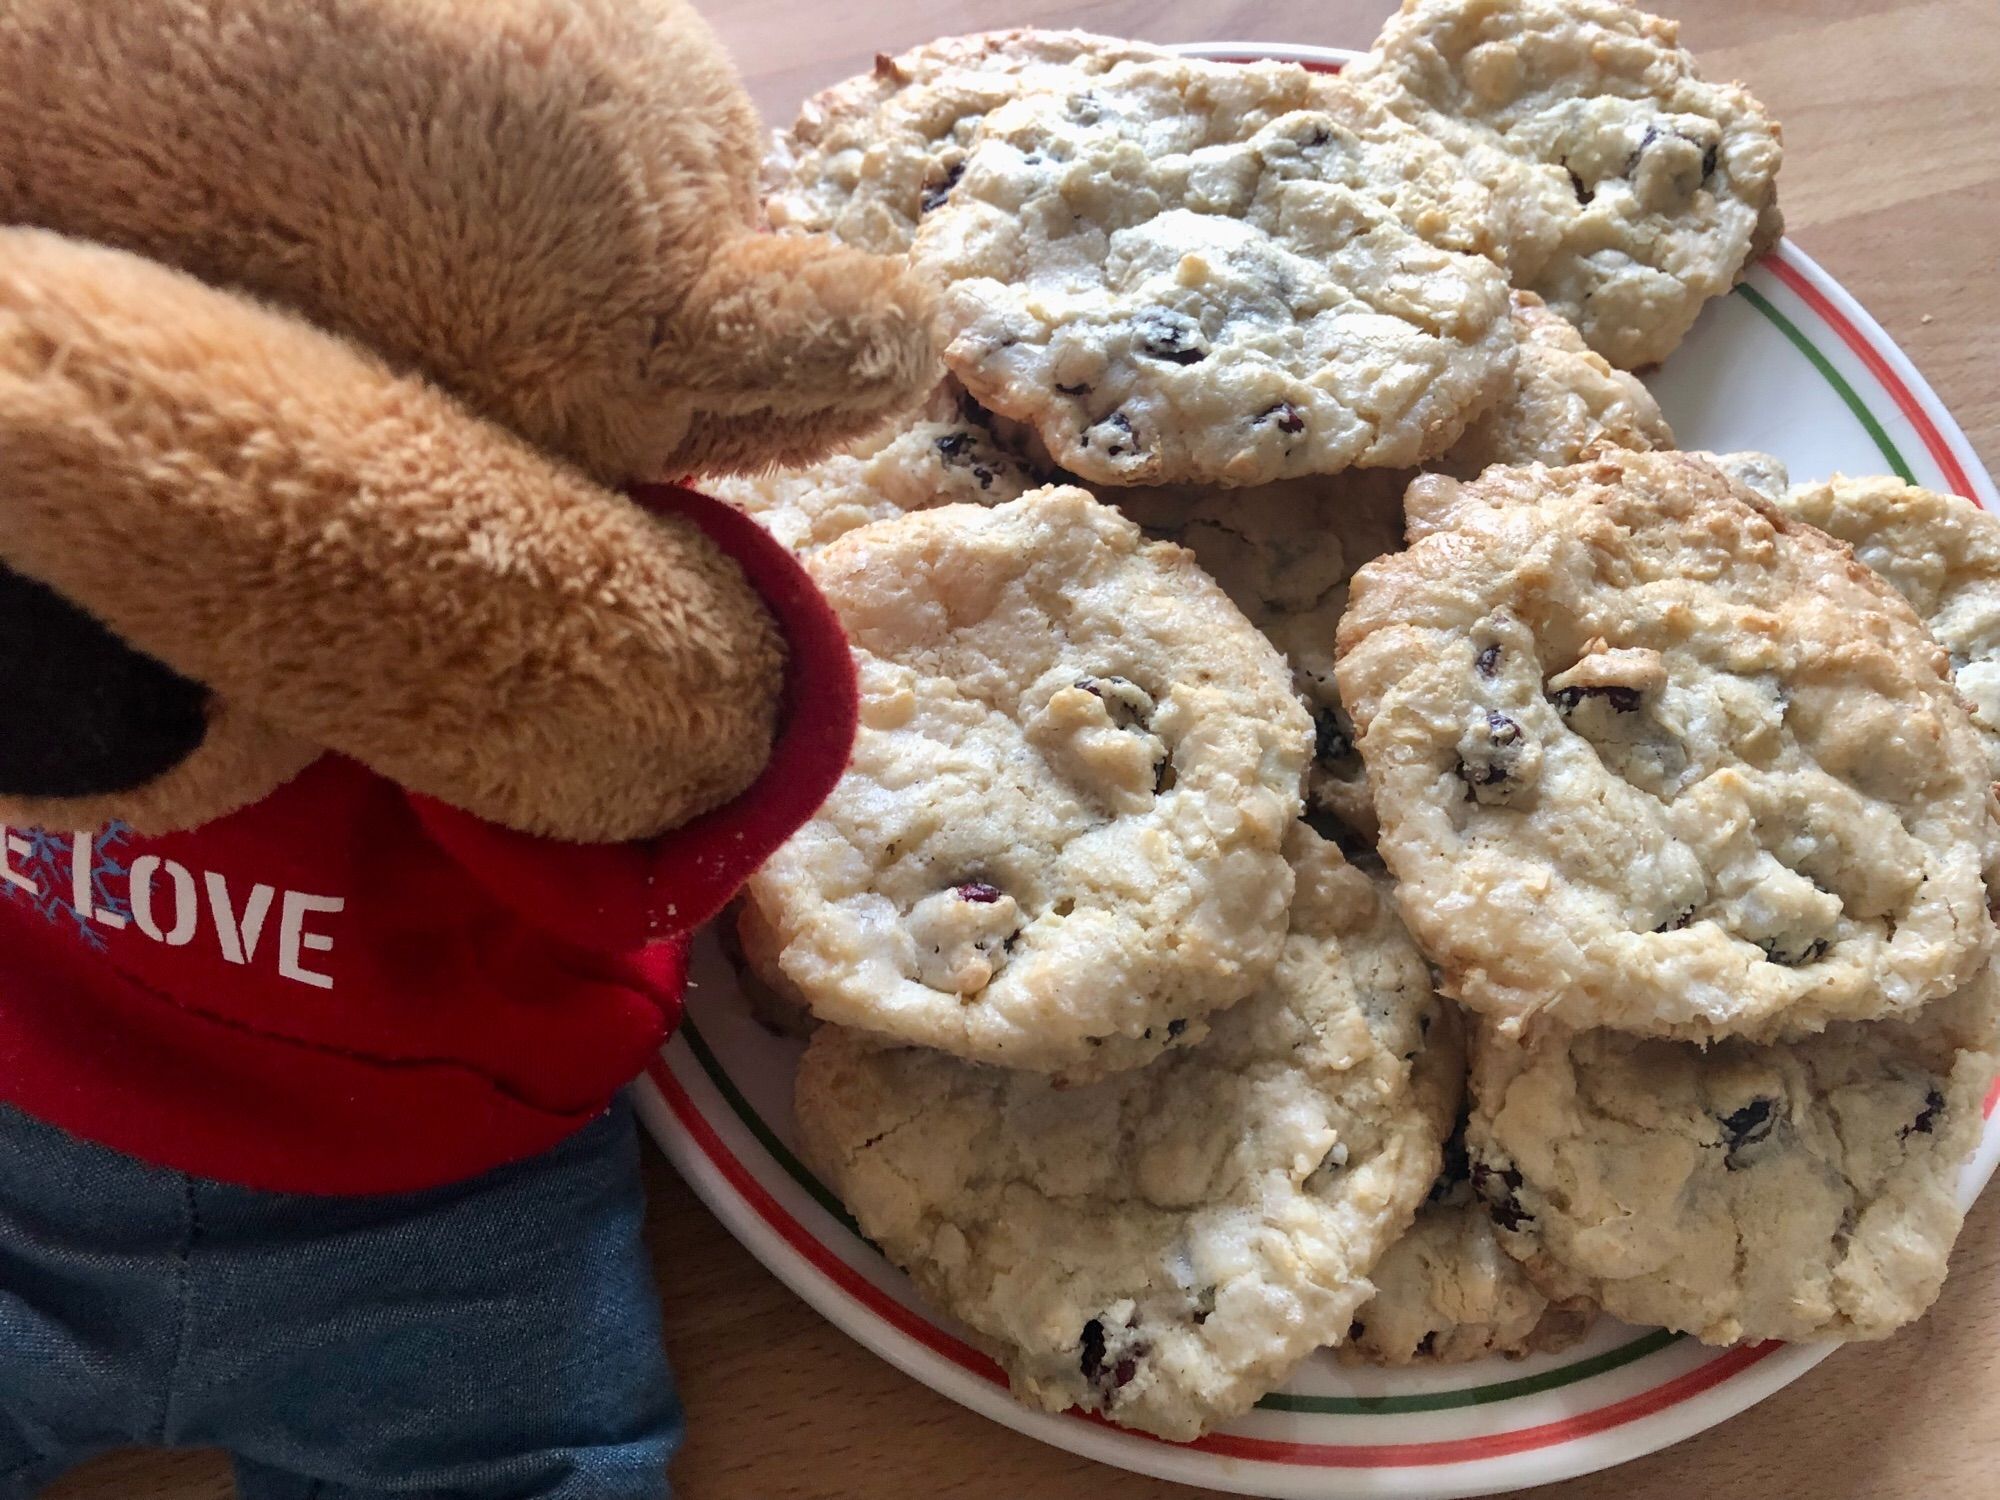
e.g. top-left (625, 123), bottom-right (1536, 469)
top-left (640, 1034), bottom-right (1998, 1500)
top-left (645, 36), bottom-right (2000, 1500)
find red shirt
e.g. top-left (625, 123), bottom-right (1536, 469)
top-left (0, 488), bottom-right (856, 1195)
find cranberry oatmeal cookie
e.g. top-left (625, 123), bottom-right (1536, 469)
top-left (706, 389), bottom-right (1043, 555)
top-left (912, 57), bottom-right (1517, 488)
top-left (1337, 451), bottom-right (2000, 1041)
top-left (1438, 290), bottom-right (1672, 475)
top-left (763, 29), bottom-right (1171, 257)
top-left (745, 487), bottom-right (1312, 1078)
top-left (1119, 474), bottom-right (1410, 842)
top-left (1467, 971), bottom-right (2000, 1343)
top-left (1776, 474), bottom-right (2000, 782)
top-left (722, 899), bottom-right (818, 1043)
top-left (1118, 293), bottom-right (1669, 842)
top-left (793, 824), bottom-right (1461, 1439)
top-left (1349, 0), bottom-right (1783, 369)
top-left (1341, 1125), bottom-right (1597, 1366)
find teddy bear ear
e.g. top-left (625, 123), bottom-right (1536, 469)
top-left (0, 227), bottom-right (789, 843)
top-left (651, 232), bottom-right (941, 479)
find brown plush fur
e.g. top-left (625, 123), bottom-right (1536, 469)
top-left (0, 228), bottom-right (787, 841)
top-left (0, 0), bottom-right (937, 486)
top-left (666, 235), bottom-right (949, 476)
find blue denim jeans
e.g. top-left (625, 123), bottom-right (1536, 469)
top-left (0, 1097), bottom-right (681, 1498)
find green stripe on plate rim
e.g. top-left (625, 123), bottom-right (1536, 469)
top-left (1258, 1329), bottom-right (1683, 1415)
top-left (681, 1016), bottom-right (864, 1237)
top-left (1735, 281), bottom-right (1915, 482)
top-left (677, 1017), bottom-right (1685, 1414)
top-left (675, 278), bottom-right (1909, 1417)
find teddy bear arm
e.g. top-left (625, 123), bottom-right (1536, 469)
top-left (0, 228), bottom-right (785, 842)
top-left (0, 0), bottom-right (933, 488)
top-left (648, 232), bottom-right (942, 478)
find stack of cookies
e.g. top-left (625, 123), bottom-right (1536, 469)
top-left (712, 0), bottom-right (2000, 1442)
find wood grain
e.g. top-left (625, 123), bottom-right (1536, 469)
top-left (42, 2), bottom-right (1998, 1497)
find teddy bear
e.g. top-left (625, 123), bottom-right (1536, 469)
top-left (0, 1), bottom-right (933, 1494)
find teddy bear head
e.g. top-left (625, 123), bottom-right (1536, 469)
top-left (0, 0), bottom-right (933, 842)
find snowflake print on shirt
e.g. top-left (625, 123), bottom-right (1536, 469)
top-left (0, 824), bottom-right (135, 952)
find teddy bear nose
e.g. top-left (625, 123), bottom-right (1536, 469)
top-left (0, 563), bottom-right (210, 799)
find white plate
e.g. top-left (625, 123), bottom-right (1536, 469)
top-left (640, 42), bottom-right (2000, 1500)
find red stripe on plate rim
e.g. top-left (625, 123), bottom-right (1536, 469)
top-left (1762, 248), bottom-right (1980, 502)
top-left (650, 1057), bottom-right (1007, 1385)
top-left (651, 1058), bottom-right (1802, 1469)
top-left (1179, 62), bottom-right (1986, 504)
top-left (656, 136), bottom-right (1995, 1474)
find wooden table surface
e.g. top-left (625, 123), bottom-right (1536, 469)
top-left (47, 1), bottom-right (2000, 1497)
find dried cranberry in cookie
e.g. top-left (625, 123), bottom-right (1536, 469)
top-left (705, 384), bottom-right (1044, 555)
top-left (1467, 972), bottom-right (2000, 1343)
top-left (794, 824), bottom-right (1461, 1438)
top-left (1340, 1175), bottom-right (1597, 1366)
top-left (1349, 0), bottom-right (1784, 368)
top-left (1119, 472), bottom-right (1410, 841)
top-left (745, 487), bottom-right (1311, 1078)
top-left (912, 57), bottom-right (1516, 488)
top-left (763, 30), bottom-right (1173, 256)
top-left (1338, 450), bottom-right (2000, 1041)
